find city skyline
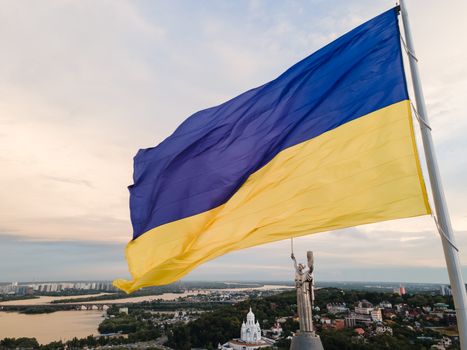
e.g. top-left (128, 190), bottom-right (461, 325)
top-left (1, 0), bottom-right (467, 284)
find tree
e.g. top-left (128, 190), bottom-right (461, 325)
top-left (0, 337), bottom-right (39, 350)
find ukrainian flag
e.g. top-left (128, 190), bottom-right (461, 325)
top-left (114, 7), bottom-right (430, 293)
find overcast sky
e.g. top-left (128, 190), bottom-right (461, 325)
top-left (1, 0), bottom-right (466, 284)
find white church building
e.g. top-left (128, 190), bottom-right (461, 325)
top-left (219, 307), bottom-right (274, 350)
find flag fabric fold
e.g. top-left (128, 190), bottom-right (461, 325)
top-left (114, 7), bottom-right (430, 293)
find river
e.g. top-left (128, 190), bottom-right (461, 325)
top-left (0, 310), bottom-right (103, 344)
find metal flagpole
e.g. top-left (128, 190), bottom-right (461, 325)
top-left (399, 1), bottom-right (467, 348)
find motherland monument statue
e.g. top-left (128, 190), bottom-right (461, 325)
top-left (290, 250), bottom-right (324, 350)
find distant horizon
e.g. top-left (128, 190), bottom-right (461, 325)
top-left (0, 279), bottom-right (453, 286)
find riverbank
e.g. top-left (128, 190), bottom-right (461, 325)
top-left (0, 284), bottom-right (292, 307)
top-left (0, 293), bottom-right (111, 306)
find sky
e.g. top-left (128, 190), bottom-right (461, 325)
top-left (1, 0), bottom-right (466, 284)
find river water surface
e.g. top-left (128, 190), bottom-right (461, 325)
top-left (0, 310), bottom-right (103, 344)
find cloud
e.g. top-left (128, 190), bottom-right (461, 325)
top-left (0, 214), bottom-right (131, 243)
top-left (1, 0), bottom-right (466, 282)
top-left (42, 175), bottom-right (94, 188)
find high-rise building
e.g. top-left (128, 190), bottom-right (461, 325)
top-left (440, 285), bottom-right (452, 296)
top-left (370, 308), bottom-right (383, 322)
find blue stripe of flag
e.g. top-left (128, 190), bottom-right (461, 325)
top-left (130, 7), bottom-right (407, 239)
